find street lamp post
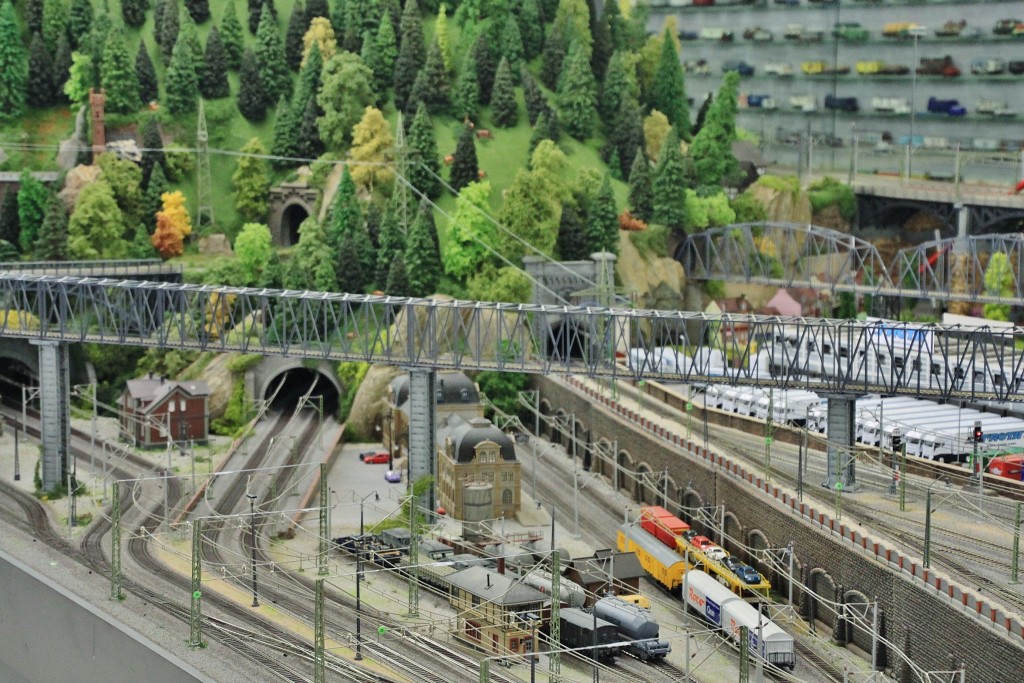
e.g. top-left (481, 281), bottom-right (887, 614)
top-left (247, 492), bottom-right (259, 607)
top-left (356, 490), bottom-right (380, 661)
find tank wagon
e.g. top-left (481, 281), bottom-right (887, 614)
top-left (518, 569), bottom-right (587, 608)
top-left (593, 596), bottom-right (671, 661)
top-left (559, 609), bottom-right (621, 662)
top-left (684, 570), bottom-right (795, 669)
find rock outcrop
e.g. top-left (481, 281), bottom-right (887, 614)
top-left (616, 230), bottom-right (688, 312)
top-left (747, 182), bottom-right (813, 224)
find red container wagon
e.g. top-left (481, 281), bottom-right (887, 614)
top-left (639, 506), bottom-right (690, 549)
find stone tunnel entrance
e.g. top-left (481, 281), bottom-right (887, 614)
top-left (281, 204), bottom-right (309, 246)
top-left (269, 182), bottom-right (319, 247)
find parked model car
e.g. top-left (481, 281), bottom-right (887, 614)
top-left (1009, 61), bottom-right (1024, 75)
top-left (927, 97), bottom-right (967, 116)
top-left (993, 19), bottom-right (1022, 36)
top-left (935, 20), bottom-right (966, 37)
top-left (833, 22), bottom-right (869, 41)
top-left (362, 452), bottom-right (390, 464)
top-left (384, 470), bottom-right (402, 483)
top-left (917, 56), bottom-right (961, 77)
top-left (746, 94), bottom-right (777, 110)
top-left (723, 60), bottom-right (755, 76)
top-left (683, 59), bottom-right (711, 75)
top-left (971, 59), bottom-right (1006, 75)
top-left (765, 63), bottom-right (794, 77)
top-left (743, 27), bottom-right (773, 42)
top-left (722, 556), bottom-right (764, 584)
top-left (825, 95), bottom-right (859, 112)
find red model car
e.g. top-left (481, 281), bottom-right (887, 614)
top-left (361, 452), bottom-right (390, 464)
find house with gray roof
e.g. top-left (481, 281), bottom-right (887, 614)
top-left (445, 565), bottom-right (548, 656)
top-left (119, 374), bottom-right (210, 447)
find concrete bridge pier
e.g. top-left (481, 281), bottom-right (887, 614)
top-left (823, 394), bottom-right (859, 492)
top-left (33, 340), bottom-right (70, 491)
top-left (407, 369), bottom-right (437, 512)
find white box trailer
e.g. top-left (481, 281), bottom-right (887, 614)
top-left (684, 570), bottom-right (795, 669)
top-left (868, 406), bottom-right (964, 449)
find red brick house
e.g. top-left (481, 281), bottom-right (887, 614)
top-left (119, 375), bottom-right (210, 447)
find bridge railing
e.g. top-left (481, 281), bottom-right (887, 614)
top-left (0, 259), bottom-right (183, 277)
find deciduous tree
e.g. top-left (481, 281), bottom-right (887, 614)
top-left (68, 180), bottom-right (126, 259)
top-left (984, 252), bottom-right (1014, 321)
top-left (349, 106), bottom-right (394, 193)
top-left (102, 29), bottom-right (141, 114)
top-left (97, 152), bottom-right (145, 229)
top-left (0, 2), bottom-right (28, 121)
top-left (235, 222), bottom-right (274, 285)
top-left (316, 51), bottom-right (374, 148)
top-left (643, 109), bottom-right (670, 163)
top-left (490, 56), bottom-right (518, 127)
top-left (135, 42), bottom-right (159, 104)
top-left (200, 26), bottom-right (230, 99)
top-left (449, 125), bottom-right (479, 193)
top-left (232, 138), bottom-right (270, 223)
top-left (444, 180), bottom-right (494, 278)
top-left (150, 190), bottom-right (193, 258)
top-left (302, 16), bottom-right (337, 67)
top-left (496, 168), bottom-right (559, 263)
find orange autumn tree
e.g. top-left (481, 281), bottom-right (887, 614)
top-left (151, 191), bottom-right (193, 258)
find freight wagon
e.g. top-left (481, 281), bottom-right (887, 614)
top-left (593, 597), bottom-right (672, 661)
top-left (559, 609), bottom-right (621, 662)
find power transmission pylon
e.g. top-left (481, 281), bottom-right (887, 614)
top-left (393, 113), bottom-right (413, 234)
top-left (188, 519), bottom-right (203, 648)
top-left (110, 480), bottom-right (123, 601)
top-left (195, 99), bottom-right (214, 232)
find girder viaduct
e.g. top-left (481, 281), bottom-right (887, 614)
top-left (678, 222), bottom-right (1024, 306)
top-left (853, 180), bottom-right (1024, 234)
top-left (2, 273), bottom-right (1023, 496)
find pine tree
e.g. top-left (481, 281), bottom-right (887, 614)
top-left (220, 2), bottom-right (244, 70)
top-left (689, 71), bottom-right (740, 187)
top-left (86, 12), bottom-right (111, 87)
top-left (405, 200), bottom-right (442, 297)
top-left (140, 116), bottom-right (165, 188)
top-left (499, 14), bottom-right (524, 76)
top-left (248, 0), bottom-right (263, 34)
top-left (164, 33), bottom-right (198, 115)
top-left (652, 128), bottom-right (688, 230)
top-left (407, 103), bottom-right (440, 198)
top-left (294, 42), bottom-right (323, 113)
top-left (449, 125), bottom-right (479, 193)
top-left (364, 18), bottom-right (396, 94)
top-left (296, 95), bottom-right (324, 159)
top-left (0, 2), bottom-right (28, 121)
top-left (160, 0), bottom-right (181, 63)
top-left (650, 29), bottom-right (689, 137)
top-left (17, 173), bottom-right (50, 254)
top-left (35, 197), bottom-right (68, 261)
top-left (285, 0), bottom-right (307, 71)
top-left (490, 57), bottom-right (518, 127)
top-left (154, 0), bottom-right (170, 44)
top-left (607, 95), bottom-right (643, 178)
top-left (70, 0), bottom-right (95, 45)
top-left (375, 204), bottom-right (404, 288)
top-left (517, 0), bottom-right (543, 59)
top-left (380, 0), bottom-right (401, 46)
top-left (197, 27), bottom-right (229, 100)
top-left (329, 0), bottom-right (346, 42)
top-left (135, 42), bottom-right (159, 105)
top-left (435, 4), bottom-right (452, 72)
top-left (470, 33), bottom-right (496, 106)
top-left (327, 166), bottom-right (361, 243)
top-left (603, 0), bottom-right (626, 51)
top-left (587, 0), bottom-right (611, 82)
top-left (144, 163), bottom-right (169, 222)
top-left (102, 30), bottom-right (141, 114)
top-left (306, 0), bottom-right (329, 22)
top-left (599, 51), bottom-right (635, 130)
top-left (392, 0), bottom-right (425, 111)
top-left (408, 40), bottom-right (450, 115)
top-left (236, 51), bottom-right (267, 121)
top-left (556, 200), bottom-right (587, 260)
top-left (256, 6), bottom-right (292, 107)
top-left (587, 174), bottom-right (618, 254)
top-left (42, 0), bottom-right (68, 52)
top-left (529, 107), bottom-right (560, 153)
top-left (26, 0), bottom-right (45, 36)
top-left (557, 41), bottom-right (596, 140)
top-left (186, 0), bottom-right (210, 24)
top-left (270, 98), bottom-right (300, 168)
top-left (27, 34), bottom-right (55, 109)
top-left (53, 37), bottom-right (73, 104)
top-left (627, 148), bottom-right (652, 222)
top-left (0, 190), bottom-right (20, 250)
top-left (335, 226), bottom-right (375, 294)
top-left (691, 92), bottom-right (712, 138)
top-left (520, 69), bottom-right (546, 126)
top-left (451, 51), bottom-right (479, 121)
top-left (385, 252), bottom-right (410, 296)
top-left (540, 24), bottom-right (566, 90)
top-left (178, 6), bottom-right (205, 74)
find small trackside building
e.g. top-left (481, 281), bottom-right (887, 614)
top-left (119, 375), bottom-right (210, 448)
top-left (445, 565), bottom-right (548, 655)
top-left (564, 547), bottom-right (646, 603)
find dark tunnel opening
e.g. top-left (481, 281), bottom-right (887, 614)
top-left (0, 358), bottom-right (37, 407)
top-left (264, 368), bottom-right (340, 416)
top-left (283, 204), bottom-right (310, 246)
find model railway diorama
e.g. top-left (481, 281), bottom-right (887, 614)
top-left (333, 505), bottom-right (795, 671)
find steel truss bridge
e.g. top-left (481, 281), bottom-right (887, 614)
top-left (0, 272), bottom-right (1022, 403)
top-left (677, 223), bottom-right (1024, 305)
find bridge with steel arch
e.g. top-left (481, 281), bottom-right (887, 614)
top-left (3, 270), bottom-right (1024, 492)
top-left (677, 223), bottom-right (1024, 305)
